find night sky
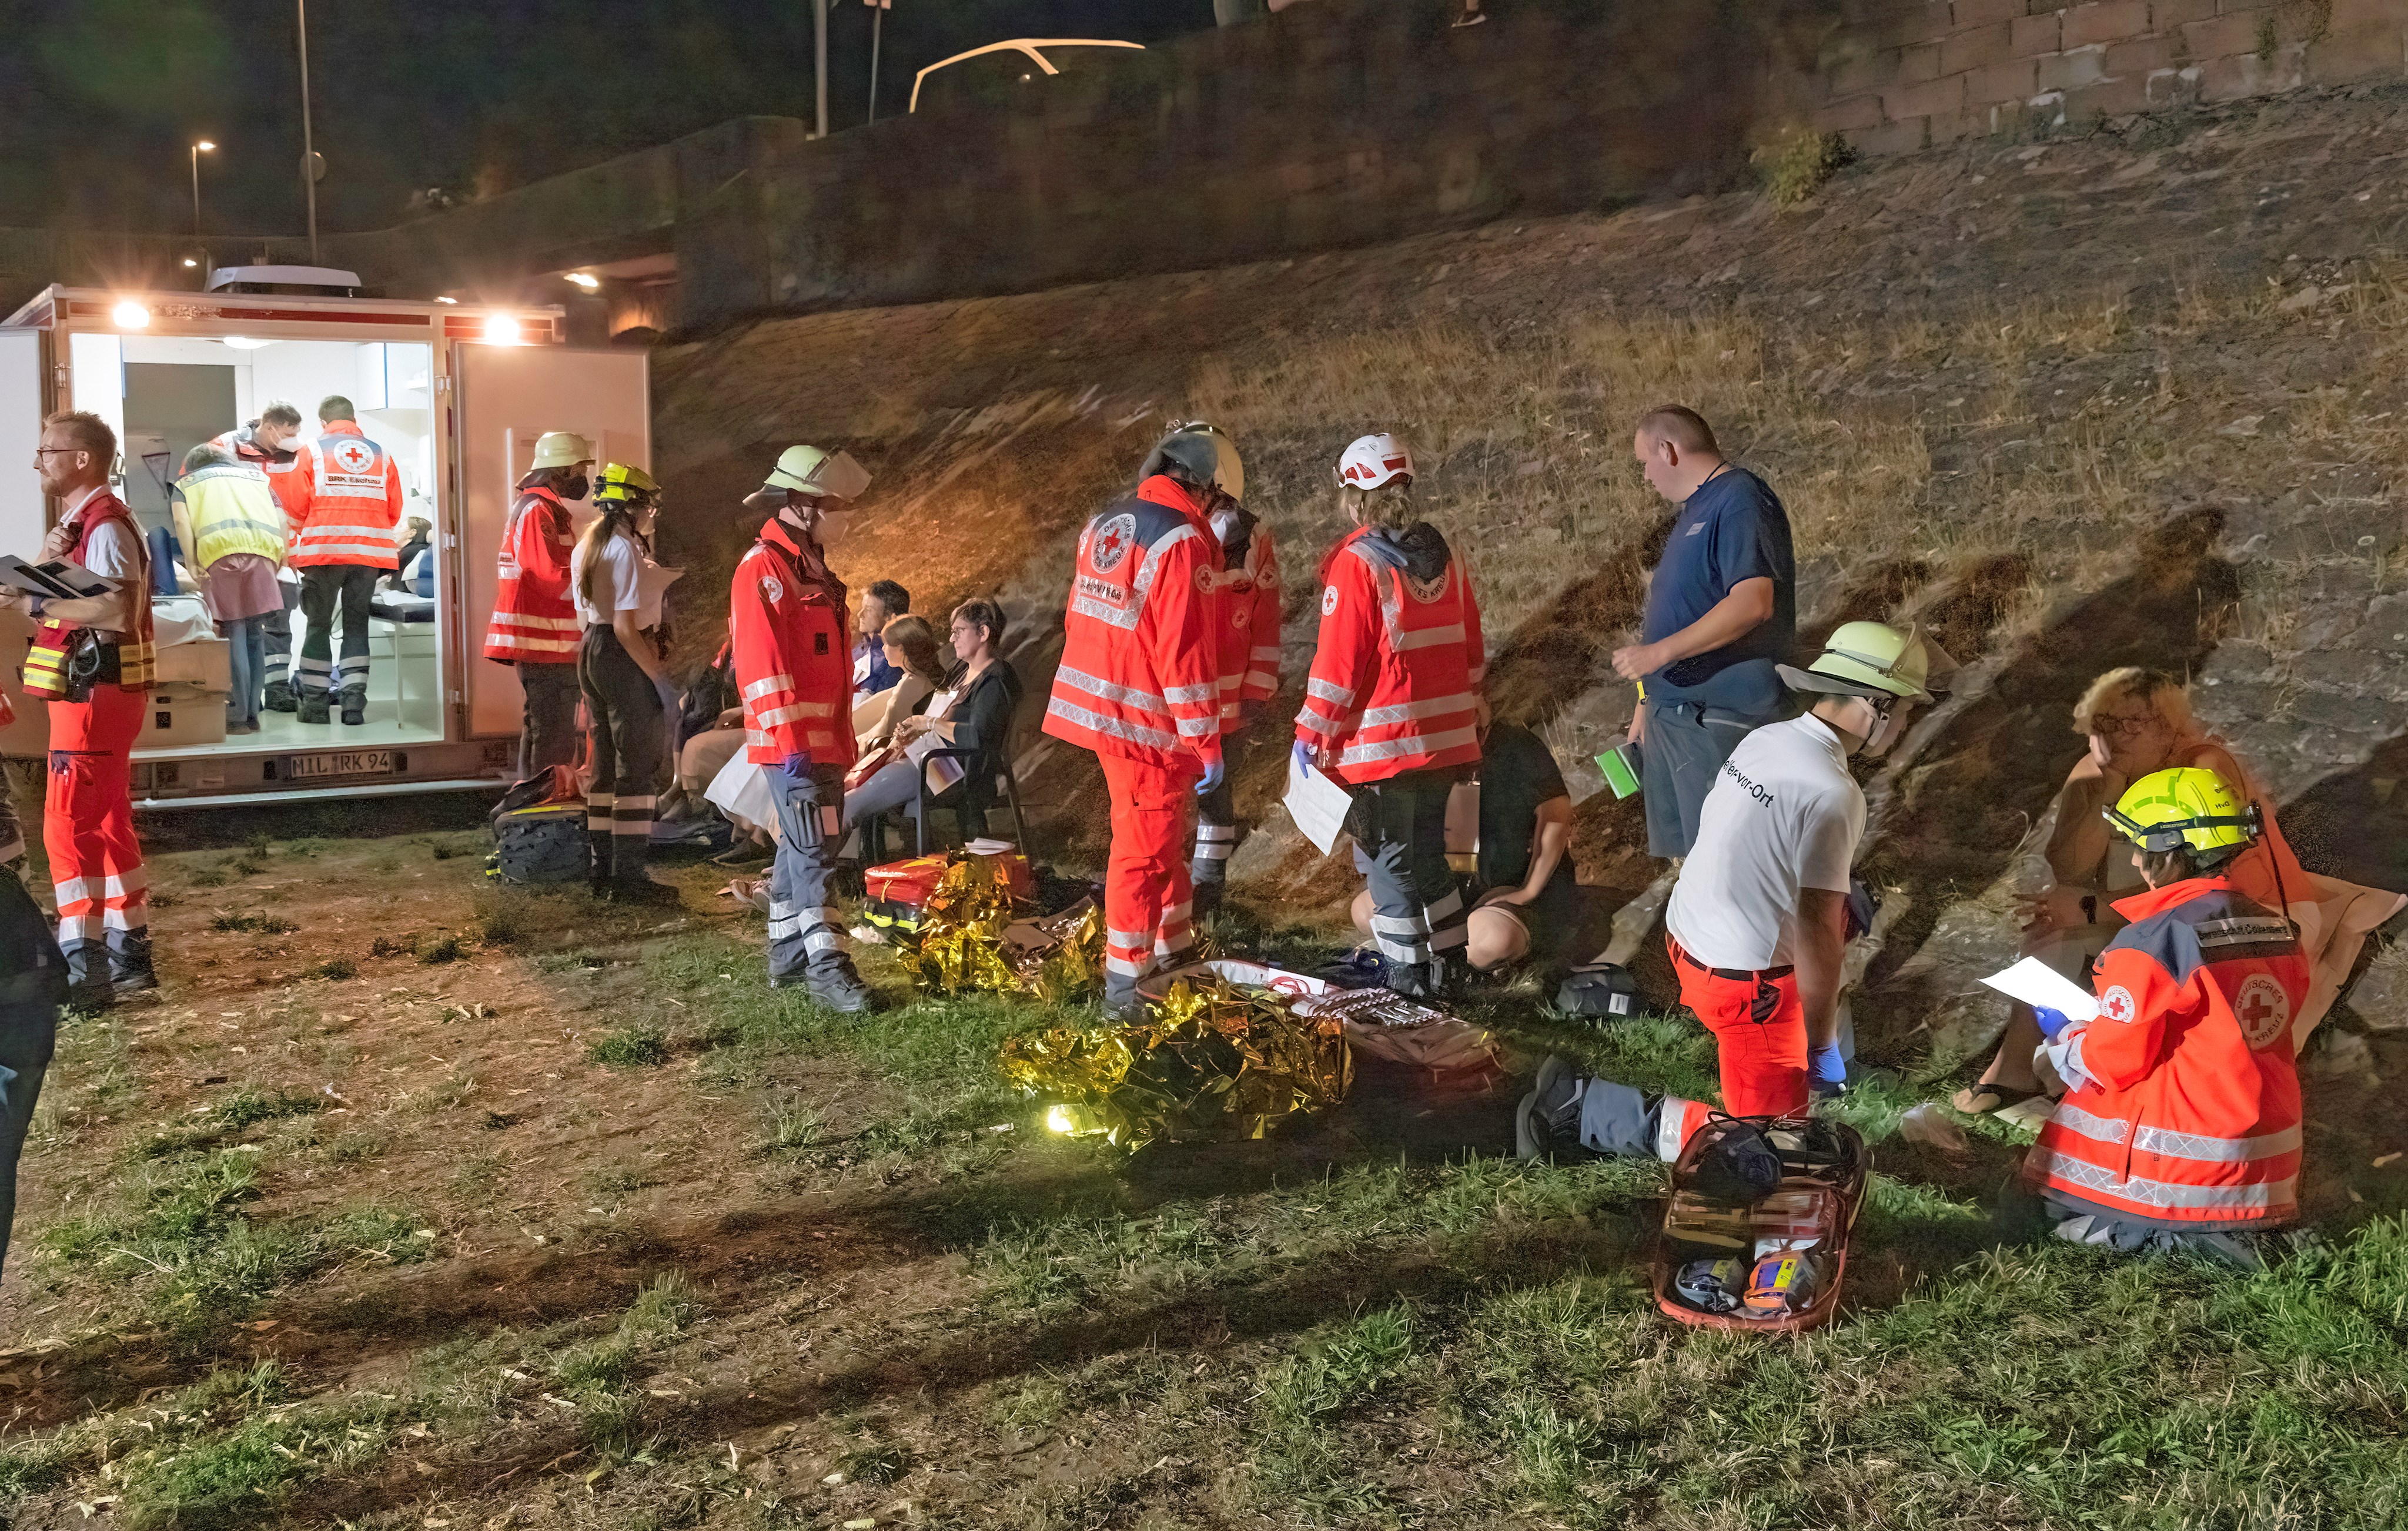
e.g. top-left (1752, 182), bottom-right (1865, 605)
top-left (0, 0), bottom-right (1215, 238)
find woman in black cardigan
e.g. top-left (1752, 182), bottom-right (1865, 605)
top-left (841, 597), bottom-right (1021, 847)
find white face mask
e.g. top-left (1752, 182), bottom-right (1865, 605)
top-left (814, 508), bottom-right (852, 548)
top-left (1210, 507), bottom-right (1242, 548)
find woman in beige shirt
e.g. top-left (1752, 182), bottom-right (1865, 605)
top-left (852, 614), bottom-right (946, 753)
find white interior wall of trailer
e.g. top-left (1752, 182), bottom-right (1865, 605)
top-left (0, 329), bottom-right (42, 759)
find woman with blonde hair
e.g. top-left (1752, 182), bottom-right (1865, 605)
top-left (1954, 665), bottom-right (2345, 1118)
top-left (852, 613), bottom-right (947, 753)
top-left (570, 463), bottom-right (680, 906)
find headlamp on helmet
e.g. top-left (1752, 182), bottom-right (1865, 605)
top-left (2103, 766), bottom-right (2261, 862)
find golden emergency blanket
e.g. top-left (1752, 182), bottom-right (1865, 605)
top-left (998, 979), bottom-right (1353, 1149)
top-left (896, 860), bottom-right (1104, 1003)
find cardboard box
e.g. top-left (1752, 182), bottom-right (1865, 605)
top-left (136, 684), bottom-right (229, 749)
top-left (153, 636), bottom-right (232, 690)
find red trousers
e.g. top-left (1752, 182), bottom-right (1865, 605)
top-left (46, 686), bottom-right (147, 952)
top-left (1669, 937), bottom-right (1809, 1119)
top-left (1098, 752), bottom-right (1199, 996)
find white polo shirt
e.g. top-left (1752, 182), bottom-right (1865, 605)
top-left (1664, 712), bottom-right (1865, 971)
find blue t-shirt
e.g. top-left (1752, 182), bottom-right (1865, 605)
top-left (1639, 465), bottom-right (1795, 717)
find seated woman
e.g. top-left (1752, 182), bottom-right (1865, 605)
top-left (1956, 666), bottom-right (2310, 1118)
top-left (841, 598), bottom-right (1022, 853)
top-left (1350, 721), bottom-right (1577, 974)
top-left (851, 614), bottom-right (946, 755)
top-left (2019, 767), bottom-right (2306, 1268)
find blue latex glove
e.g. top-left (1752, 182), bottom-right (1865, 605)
top-left (2033, 1006), bottom-right (2073, 1040)
top-left (1194, 756), bottom-right (1226, 796)
top-left (1292, 739), bottom-right (1316, 776)
top-left (1808, 1039), bottom-right (1848, 1098)
top-left (780, 751), bottom-right (812, 785)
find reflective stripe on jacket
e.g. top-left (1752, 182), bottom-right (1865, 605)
top-left (211, 426), bottom-right (304, 521)
top-left (1041, 475), bottom-right (1225, 770)
top-left (729, 516), bottom-right (855, 768)
top-left (25, 490), bottom-right (155, 698)
top-left (1211, 512), bottom-right (1282, 732)
top-left (1295, 524), bottom-right (1485, 783)
top-left (178, 463), bottom-right (286, 568)
top-left (287, 420), bottom-right (403, 568)
top-left (483, 486), bottom-right (579, 663)
top-left (2022, 876), bottom-right (2308, 1228)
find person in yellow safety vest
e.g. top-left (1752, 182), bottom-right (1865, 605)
top-left (169, 442), bottom-right (288, 735)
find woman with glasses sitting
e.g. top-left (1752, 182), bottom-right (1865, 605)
top-left (1954, 666), bottom-right (2310, 1120)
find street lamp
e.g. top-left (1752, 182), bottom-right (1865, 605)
top-left (190, 140), bottom-right (216, 235)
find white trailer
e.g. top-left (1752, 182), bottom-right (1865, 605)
top-left (0, 284), bottom-right (651, 805)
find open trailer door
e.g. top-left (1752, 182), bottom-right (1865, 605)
top-left (451, 342), bottom-right (650, 743)
top-left (0, 324), bottom-right (49, 759)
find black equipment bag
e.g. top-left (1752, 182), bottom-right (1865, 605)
top-left (492, 804), bottom-right (590, 885)
top-left (1556, 960), bottom-right (1641, 1018)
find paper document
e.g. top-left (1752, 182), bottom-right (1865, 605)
top-left (705, 748), bottom-right (777, 837)
top-left (0, 554), bottom-right (112, 599)
top-left (1284, 752), bottom-right (1355, 857)
top-left (1979, 957), bottom-right (2101, 1024)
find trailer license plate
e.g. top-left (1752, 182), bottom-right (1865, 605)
top-left (287, 750), bottom-right (397, 780)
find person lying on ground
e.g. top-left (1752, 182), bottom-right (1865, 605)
top-left (1954, 665), bottom-right (2310, 1116)
top-left (2015, 766), bottom-right (2306, 1270)
top-left (1349, 719), bottom-right (1575, 975)
top-left (1515, 622), bottom-right (1946, 1164)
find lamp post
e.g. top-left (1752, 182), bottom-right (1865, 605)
top-left (814, 0), bottom-right (829, 139)
top-left (297, 0), bottom-right (320, 260)
top-left (190, 140), bottom-right (216, 235)
top-left (866, 0), bottom-right (890, 125)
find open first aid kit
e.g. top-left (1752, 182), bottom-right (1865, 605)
top-left (862, 841), bottom-right (1034, 933)
top-left (1652, 1115), bottom-right (1867, 1333)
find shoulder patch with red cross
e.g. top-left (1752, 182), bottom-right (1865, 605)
top-left (2097, 985), bottom-right (2137, 1024)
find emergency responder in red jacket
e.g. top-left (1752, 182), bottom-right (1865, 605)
top-left (2021, 766), bottom-right (2308, 1267)
top-left (483, 431), bottom-right (595, 777)
top-left (0, 410), bottom-right (158, 1008)
top-left (1042, 433), bottom-right (1227, 1018)
top-left (212, 401), bottom-right (305, 712)
top-left (1296, 434), bottom-right (1486, 998)
top-left (1160, 422), bottom-right (1282, 917)
top-left (730, 444), bottom-right (876, 1011)
top-left (285, 395), bottom-right (403, 726)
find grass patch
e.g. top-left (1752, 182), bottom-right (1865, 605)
top-left (132, 1087), bottom-right (324, 1158)
top-left (546, 1275), bottom-right (697, 1460)
top-left (474, 890), bottom-right (526, 945)
top-left (537, 947), bottom-right (610, 973)
top-left (307, 955), bottom-right (358, 981)
top-left (416, 931), bottom-right (465, 964)
top-left (209, 911), bottom-right (299, 934)
top-left (1752, 128), bottom-right (1857, 206)
top-left (588, 1025), bottom-right (672, 1067)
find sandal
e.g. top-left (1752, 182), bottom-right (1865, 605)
top-left (1949, 1082), bottom-right (2041, 1116)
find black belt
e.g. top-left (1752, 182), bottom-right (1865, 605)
top-left (1673, 942), bottom-right (1794, 984)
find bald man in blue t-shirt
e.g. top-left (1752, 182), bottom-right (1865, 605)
top-left (1612, 405), bottom-right (1797, 860)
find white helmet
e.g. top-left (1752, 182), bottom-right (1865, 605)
top-left (1336, 433), bottom-right (1413, 491)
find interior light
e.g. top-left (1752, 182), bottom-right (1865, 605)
top-left (483, 314), bottom-right (523, 345)
top-left (181, 258), bottom-right (198, 269)
top-left (222, 336), bottom-right (273, 350)
top-left (112, 300), bottom-right (150, 329)
top-left (196, 139), bottom-right (216, 152)
top-left (564, 272), bottom-right (600, 290)
top-left (433, 294), bottom-right (459, 304)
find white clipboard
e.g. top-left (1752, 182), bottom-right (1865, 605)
top-left (1284, 751), bottom-right (1354, 857)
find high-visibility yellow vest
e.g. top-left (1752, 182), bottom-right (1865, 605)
top-left (178, 464), bottom-right (286, 567)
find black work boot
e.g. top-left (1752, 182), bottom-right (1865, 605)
top-left (1189, 876), bottom-right (1225, 923)
top-left (1514, 1054), bottom-right (1586, 1161)
top-left (297, 690), bottom-right (331, 725)
top-left (608, 874), bottom-right (682, 908)
top-left (804, 963), bottom-right (872, 1014)
top-left (1385, 957), bottom-right (1445, 1000)
top-left (63, 943), bottom-right (113, 1012)
top-left (108, 932), bottom-right (159, 995)
top-left (339, 688), bottom-right (367, 726)
top-left (263, 679), bottom-right (297, 713)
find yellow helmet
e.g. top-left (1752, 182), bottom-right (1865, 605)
top-left (1777, 621), bottom-right (1955, 702)
top-left (2105, 766), bottom-right (2259, 860)
top-left (593, 462), bottom-right (660, 507)
top-left (529, 431), bottom-right (594, 470)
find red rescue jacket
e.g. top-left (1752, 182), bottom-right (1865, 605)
top-left (23, 489), bottom-right (155, 699)
top-left (1210, 509), bottom-right (1282, 734)
top-left (2023, 875), bottom-right (2307, 1229)
top-left (1041, 475), bottom-right (1225, 770)
top-left (728, 515), bottom-right (855, 769)
top-left (1295, 523), bottom-right (1485, 783)
top-left (287, 420), bottom-right (403, 569)
top-left (483, 485), bottom-right (579, 664)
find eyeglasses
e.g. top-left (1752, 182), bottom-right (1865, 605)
top-left (2091, 713), bottom-right (2162, 739)
top-left (32, 447), bottom-right (83, 458)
